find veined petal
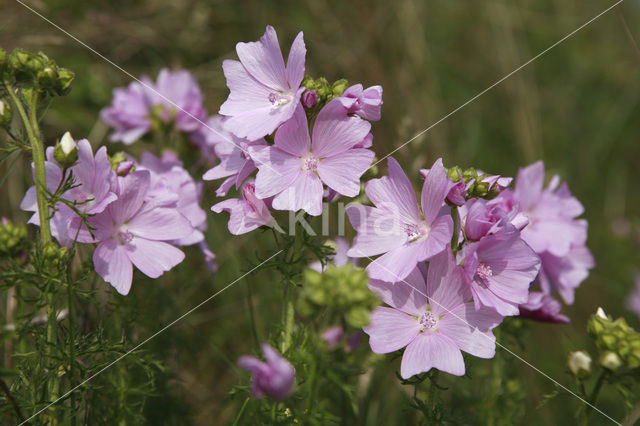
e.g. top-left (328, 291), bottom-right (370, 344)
top-left (93, 239), bottom-right (133, 295)
top-left (365, 158), bottom-right (421, 225)
top-left (125, 238), bottom-right (185, 279)
top-left (437, 303), bottom-right (500, 359)
top-left (271, 171), bottom-right (323, 216)
top-left (363, 307), bottom-right (421, 353)
top-left (346, 205), bottom-right (407, 257)
top-left (420, 158), bottom-right (450, 225)
top-left (249, 146), bottom-right (302, 199)
top-left (368, 267), bottom-right (428, 316)
top-left (274, 104), bottom-right (310, 156)
top-left (236, 25), bottom-right (288, 90)
top-left (317, 149), bottom-right (374, 196)
top-left (312, 99), bottom-right (371, 158)
top-left (401, 333), bottom-right (465, 379)
top-left (285, 31), bottom-right (306, 89)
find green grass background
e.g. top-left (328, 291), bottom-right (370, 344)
top-left (2, 0), bottom-right (640, 423)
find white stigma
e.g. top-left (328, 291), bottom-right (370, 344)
top-left (419, 311), bottom-right (438, 331)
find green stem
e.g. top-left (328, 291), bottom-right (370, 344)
top-left (281, 221), bottom-right (305, 353)
top-left (246, 281), bottom-right (260, 351)
top-left (232, 398), bottom-right (250, 426)
top-left (4, 84), bottom-right (50, 244)
top-left (67, 277), bottom-right (76, 426)
top-left (580, 370), bottom-right (608, 426)
top-left (450, 206), bottom-right (459, 251)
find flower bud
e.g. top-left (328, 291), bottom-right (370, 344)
top-left (331, 78), bottom-right (349, 97)
top-left (116, 160), bottom-right (135, 177)
top-left (0, 218), bottom-right (29, 258)
top-left (0, 99), bottom-right (11, 129)
top-left (567, 351), bottom-right (591, 379)
top-left (596, 307), bottom-right (608, 319)
top-left (321, 326), bottom-right (344, 349)
top-left (37, 66), bottom-right (58, 89)
top-left (238, 343), bottom-right (295, 400)
top-left (301, 90), bottom-right (318, 108)
top-left (599, 351), bottom-right (622, 371)
top-left (53, 132), bottom-right (78, 168)
top-left (53, 67), bottom-right (74, 96)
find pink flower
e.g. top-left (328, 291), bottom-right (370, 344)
top-left (337, 84), bottom-right (383, 121)
top-left (101, 69), bottom-right (207, 144)
top-left (519, 292), bottom-right (569, 324)
top-left (137, 151), bottom-right (207, 246)
top-left (460, 226), bottom-right (540, 316)
top-left (238, 343), bottom-right (295, 400)
top-left (364, 250), bottom-right (502, 378)
top-left (512, 161), bottom-right (594, 304)
top-left (249, 101), bottom-right (373, 216)
top-left (514, 161), bottom-right (586, 257)
top-left (202, 115), bottom-right (266, 197)
top-left (90, 171), bottom-right (194, 295)
top-left (322, 326), bottom-right (344, 349)
top-left (21, 138), bottom-right (117, 247)
top-left (220, 26), bottom-right (306, 140)
top-left (460, 193), bottom-right (527, 242)
top-left (346, 157), bottom-right (453, 283)
top-left (212, 180), bottom-right (275, 235)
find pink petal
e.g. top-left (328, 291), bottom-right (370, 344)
top-left (109, 171), bottom-right (150, 225)
top-left (437, 303), bottom-right (500, 359)
top-left (219, 60), bottom-right (273, 115)
top-left (420, 158), bottom-right (450, 225)
top-left (271, 171), bottom-right (323, 216)
top-left (236, 25), bottom-right (288, 90)
top-left (317, 149), bottom-right (374, 196)
top-left (363, 307), bottom-right (421, 353)
top-left (125, 237), bottom-right (185, 279)
top-left (366, 243), bottom-right (421, 283)
top-left (515, 161), bottom-right (544, 210)
top-left (127, 208), bottom-right (194, 241)
top-left (93, 239), bottom-right (133, 295)
top-left (274, 104), bottom-right (310, 156)
top-left (401, 333), bottom-right (465, 379)
top-left (368, 267), bottom-right (427, 315)
top-left (419, 214), bottom-right (453, 260)
top-left (365, 157), bottom-right (421, 225)
top-left (311, 99), bottom-right (371, 158)
top-left (285, 31), bottom-right (306, 89)
top-left (346, 205), bottom-right (407, 257)
top-left (249, 146), bottom-right (302, 199)
top-left (426, 250), bottom-right (471, 315)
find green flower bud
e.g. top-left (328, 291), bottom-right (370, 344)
top-left (567, 351), bottom-right (592, 379)
top-left (53, 67), bottom-right (74, 96)
top-left (109, 152), bottom-right (127, 171)
top-left (446, 166), bottom-right (461, 182)
top-left (0, 218), bottom-right (29, 257)
top-left (42, 242), bottom-right (69, 275)
top-left (599, 351), bottom-right (622, 371)
top-left (37, 66), bottom-right (58, 89)
top-left (0, 99), bottom-right (11, 129)
top-left (301, 76), bottom-right (315, 90)
top-left (53, 132), bottom-right (78, 168)
top-left (331, 79), bottom-right (349, 97)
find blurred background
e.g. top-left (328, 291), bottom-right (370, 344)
top-left (2, 0), bottom-right (640, 423)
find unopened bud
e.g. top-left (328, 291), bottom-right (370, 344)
top-left (331, 79), bottom-right (349, 97)
top-left (567, 351), bottom-right (592, 379)
top-left (116, 160), bottom-right (135, 177)
top-left (53, 67), bottom-right (74, 96)
top-left (53, 132), bottom-right (78, 168)
top-left (596, 307), bottom-right (608, 319)
top-left (0, 100), bottom-right (11, 128)
top-left (301, 90), bottom-right (318, 108)
top-left (599, 351), bottom-right (622, 371)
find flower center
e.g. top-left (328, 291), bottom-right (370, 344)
top-left (405, 223), bottom-right (429, 242)
top-left (117, 229), bottom-right (134, 245)
top-left (476, 263), bottom-right (493, 280)
top-left (302, 156), bottom-right (319, 172)
top-left (268, 92), bottom-right (292, 108)
top-left (419, 311), bottom-right (438, 331)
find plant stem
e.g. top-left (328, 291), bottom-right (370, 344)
top-left (580, 370), bottom-right (608, 426)
top-left (246, 281), bottom-right (260, 351)
top-left (67, 277), bottom-right (77, 426)
top-left (232, 398), bottom-right (250, 426)
top-left (3, 83), bottom-right (51, 244)
top-left (281, 221), bottom-right (305, 353)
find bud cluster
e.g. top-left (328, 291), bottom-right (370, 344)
top-left (445, 166), bottom-right (509, 203)
top-left (0, 218), bottom-right (28, 258)
top-left (299, 263), bottom-right (379, 329)
top-left (300, 76), bottom-right (349, 110)
top-left (41, 242), bottom-right (69, 276)
top-left (0, 47), bottom-right (74, 96)
top-left (587, 308), bottom-right (640, 370)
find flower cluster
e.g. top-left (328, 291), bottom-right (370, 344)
top-left (204, 25), bottom-right (383, 232)
top-left (101, 69), bottom-right (208, 145)
top-left (21, 133), bottom-right (210, 294)
top-left (347, 157), bottom-right (593, 377)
